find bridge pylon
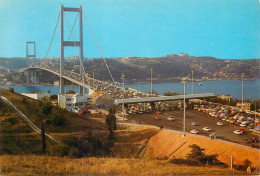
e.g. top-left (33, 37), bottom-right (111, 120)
top-left (26, 42), bottom-right (37, 85)
top-left (60, 5), bottom-right (85, 95)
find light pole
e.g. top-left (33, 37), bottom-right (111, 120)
top-left (121, 73), bottom-right (125, 120)
top-left (151, 68), bottom-right (153, 94)
top-left (191, 71), bottom-right (194, 94)
top-left (242, 73), bottom-right (244, 112)
top-left (183, 79), bottom-right (186, 136)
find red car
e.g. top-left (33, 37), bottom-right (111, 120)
top-left (154, 116), bottom-right (161, 120)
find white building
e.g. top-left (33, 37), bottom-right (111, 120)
top-left (22, 92), bottom-right (50, 100)
top-left (58, 93), bottom-right (91, 110)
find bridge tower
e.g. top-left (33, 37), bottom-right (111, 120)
top-left (26, 42), bottom-right (37, 85)
top-left (60, 5), bottom-right (85, 95)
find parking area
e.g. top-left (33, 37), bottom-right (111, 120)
top-left (126, 109), bottom-right (260, 148)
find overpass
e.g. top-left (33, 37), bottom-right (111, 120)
top-left (114, 93), bottom-right (217, 105)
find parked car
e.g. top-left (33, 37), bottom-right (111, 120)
top-left (202, 127), bottom-right (211, 131)
top-left (190, 129), bottom-right (199, 134)
top-left (154, 116), bottom-right (161, 120)
top-left (217, 122), bottom-right (224, 126)
top-left (167, 116), bottom-right (175, 121)
top-left (209, 133), bottom-right (218, 138)
top-left (191, 122), bottom-right (198, 126)
top-left (233, 130), bottom-right (243, 135)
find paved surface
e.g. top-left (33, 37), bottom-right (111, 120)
top-left (125, 109), bottom-right (260, 148)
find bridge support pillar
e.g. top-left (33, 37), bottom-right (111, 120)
top-left (33, 70), bottom-right (37, 85)
top-left (26, 70), bottom-right (29, 85)
top-left (60, 77), bottom-right (64, 94)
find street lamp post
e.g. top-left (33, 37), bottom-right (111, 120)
top-left (191, 71), bottom-right (194, 94)
top-left (242, 73), bottom-right (244, 112)
top-left (121, 73), bottom-right (125, 120)
top-left (151, 68), bottom-right (153, 94)
top-left (183, 79), bottom-right (186, 136)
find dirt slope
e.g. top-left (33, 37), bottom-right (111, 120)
top-left (145, 130), bottom-right (260, 167)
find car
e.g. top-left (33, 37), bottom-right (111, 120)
top-left (209, 133), bottom-right (218, 138)
top-left (191, 122), bottom-right (198, 126)
top-left (190, 129), bottom-right (199, 134)
top-left (167, 116), bottom-right (175, 121)
top-left (240, 123), bottom-right (247, 127)
top-left (202, 127), bottom-right (211, 131)
top-left (154, 116), bottom-right (161, 120)
top-left (233, 130), bottom-right (243, 135)
top-left (217, 122), bottom-right (224, 126)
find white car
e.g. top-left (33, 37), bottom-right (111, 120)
top-left (202, 127), bottom-right (211, 131)
top-left (240, 123), bottom-right (247, 127)
top-left (233, 130), bottom-right (243, 135)
top-left (167, 116), bottom-right (175, 121)
top-left (217, 122), bottom-right (224, 126)
top-left (190, 129), bottom-right (199, 134)
top-left (191, 122), bottom-right (198, 126)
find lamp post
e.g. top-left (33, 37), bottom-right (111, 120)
top-left (242, 73), bottom-right (244, 112)
top-left (182, 78), bottom-right (186, 136)
top-left (191, 71), bottom-right (194, 94)
top-left (121, 73), bottom-right (125, 120)
top-left (151, 68), bottom-right (153, 94)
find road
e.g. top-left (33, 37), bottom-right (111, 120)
top-left (125, 109), bottom-right (260, 148)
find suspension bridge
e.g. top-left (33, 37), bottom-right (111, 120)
top-left (20, 5), bottom-right (217, 107)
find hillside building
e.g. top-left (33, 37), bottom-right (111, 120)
top-left (22, 92), bottom-right (50, 100)
top-left (58, 93), bottom-right (91, 110)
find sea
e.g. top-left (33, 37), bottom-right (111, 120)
top-left (1, 79), bottom-right (259, 100)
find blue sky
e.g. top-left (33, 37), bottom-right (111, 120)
top-left (0, 0), bottom-right (259, 59)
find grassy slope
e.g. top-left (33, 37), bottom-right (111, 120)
top-left (0, 87), bottom-right (106, 154)
top-left (0, 155), bottom-right (248, 175)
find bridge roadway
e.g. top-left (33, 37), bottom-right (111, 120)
top-left (114, 93), bottom-right (217, 105)
top-left (21, 65), bottom-right (141, 96)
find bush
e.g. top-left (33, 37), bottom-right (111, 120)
top-left (50, 95), bottom-right (58, 99)
top-left (42, 103), bottom-right (53, 116)
top-left (8, 87), bottom-right (14, 93)
top-left (170, 158), bottom-right (200, 166)
top-left (52, 115), bottom-right (66, 127)
top-left (187, 144), bottom-right (220, 165)
top-left (7, 117), bottom-right (16, 126)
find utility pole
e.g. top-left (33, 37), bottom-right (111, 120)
top-left (121, 73), bottom-right (125, 120)
top-left (183, 79), bottom-right (186, 136)
top-left (242, 73), bottom-right (244, 112)
top-left (191, 70), bottom-right (194, 94)
top-left (151, 68), bottom-right (153, 94)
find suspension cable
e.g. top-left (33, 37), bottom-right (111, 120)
top-left (44, 10), bottom-right (61, 59)
top-left (64, 12), bottom-right (86, 74)
top-left (82, 10), bottom-right (115, 84)
top-left (68, 13), bottom-right (78, 40)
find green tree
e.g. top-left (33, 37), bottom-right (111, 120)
top-left (164, 91), bottom-right (180, 96)
top-left (66, 90), bottom-right (76, 94)
top-left (50, 95), bottom-right (58, 99)
top-left (41, 121), bottom-right (46, 155)
top-left (42, 102), bottom-right (53, 117)
top-left (8, 87), bottom-right (14, 93)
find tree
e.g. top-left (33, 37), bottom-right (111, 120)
top-left (187, 144), bottom-right (219, 165)
top-left (50, 95), bottom-right (58, 99)
top-left (41, 121), bottom-right (46, 155)
top-left (47, 89), bottom-right (50, 94)
top-left (105, 108), bottom-right (117, 141)
top-left (40, 96), bottom-right (50, 103)
top-left (52, 115), bottom-right (66, 127)
top-left (164, 91), bottom-right (180, 96)
top-left (42, 102), bottom-right (53, 116)
top-left (66, 90), bottom-right (76, 94)
top-left (8, 87), bottom-right (14, 93)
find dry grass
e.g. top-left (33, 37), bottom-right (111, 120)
top-left (0, 155), bottom-right (247, 175)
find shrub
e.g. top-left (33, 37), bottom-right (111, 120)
top-left (7, 117), bottom-right (16, 126)
top-left (42, 103), bottom-right (53, 116)
top-left (52, 115), bottom-right (66, 127)
top-left (50, 95), bottom-right (58, 99)
top-left (8, 87), bottom-right (14, 93)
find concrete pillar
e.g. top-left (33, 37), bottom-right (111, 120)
top-left (60, 5), bottom-right (64, 94)
top-left (33, 70), bottom-right (36, 85)
top-left (79, 6), bottom-right (84, 95)
top-left (26, 70), bottom-right (29, 85)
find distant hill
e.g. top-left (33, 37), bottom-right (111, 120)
top-left (0, 55), bottom-right (259, 84)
